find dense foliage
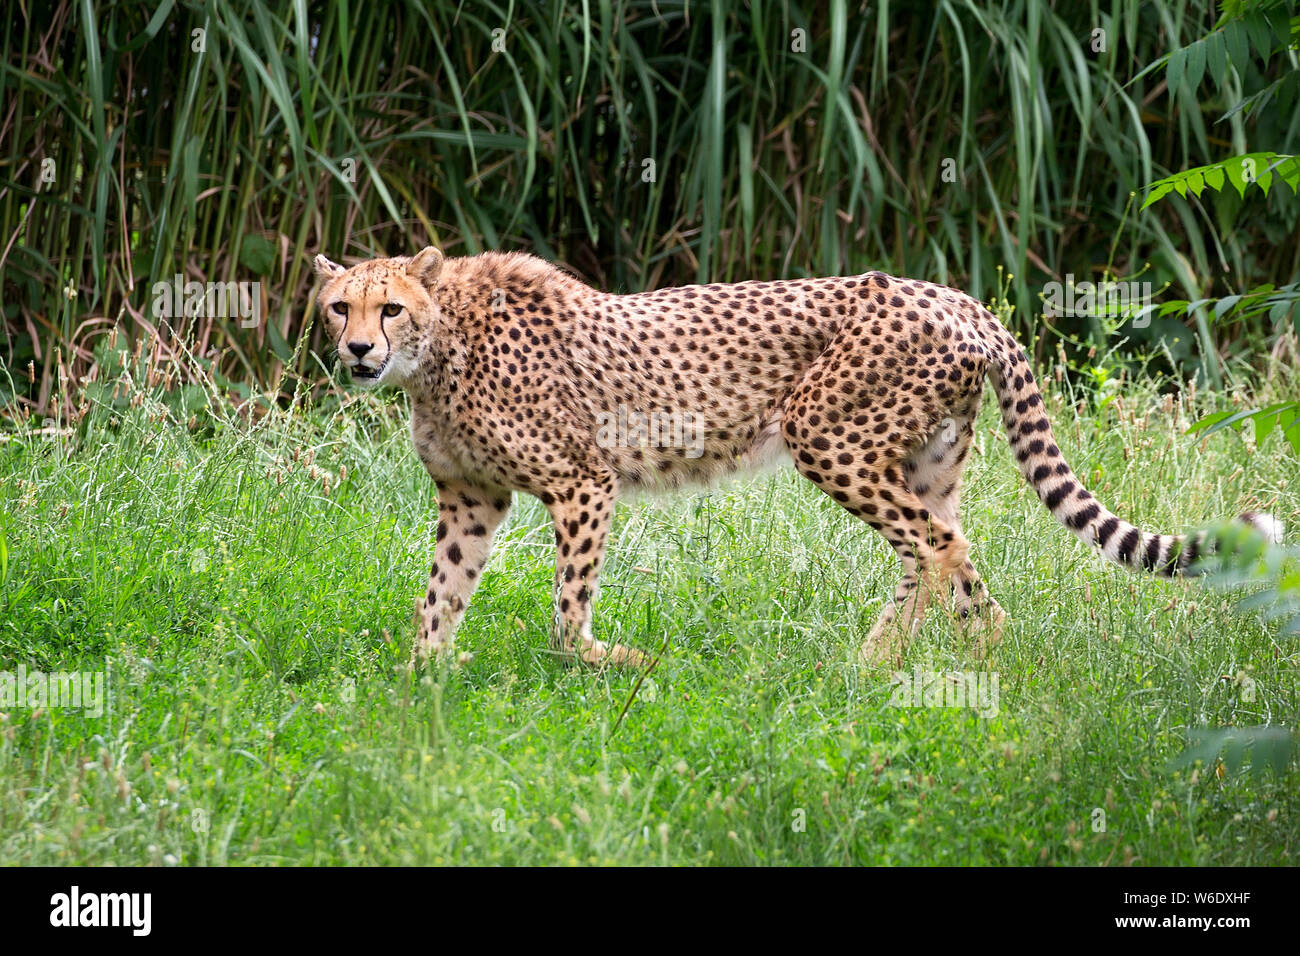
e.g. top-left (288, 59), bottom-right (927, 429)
top-left (3, 0), bottom-right (1298, 415)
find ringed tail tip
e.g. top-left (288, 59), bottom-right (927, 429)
top-left (1239, 511), bottom-right (1284, 545)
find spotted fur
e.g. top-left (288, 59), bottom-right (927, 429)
top-left (312, 249), bottom-right (1283, 667)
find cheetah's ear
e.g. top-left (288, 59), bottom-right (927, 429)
top-left (313, 254), bottom-right (346, 279)
top-left (407, 246), bottom-right (445, 290)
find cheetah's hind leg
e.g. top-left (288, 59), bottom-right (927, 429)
top-left (780, 392), bottom-right (968, 667)
top-left (902, 412), bottom-right (1005, 659)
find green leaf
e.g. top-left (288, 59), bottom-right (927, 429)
top-left (1205, 30), bottom-right (1227, 85)
top-left (1245, 12), bottom-right (1275, 65)
top-left (1141, 182), bottom-right (1174, 210)
top-left (1224, 20), bottom-right (1250, 72)
top-left (1191, 408), bottom-right (1259, 436)
top-left (1264, 735), bottom-right (1294, 775)
top-left (1212, 294), bottom-right (1241, 319)
top-left (1185, 409), bottom-right (1235, 434)
top-left (1286, 417), bottom-right (1300, 455)
top-left (1228, 157), bottom-right (1252, 197)
top-left (1268, 154), bottom-right (1300, 193)
top-left (1166, 46), bottom-right (1187, 96)
top-left (267, 319), bottom-right (294, 363)
top-left (1172, 727), bottom-right (1297, 779)
top-left (1223, 736), bottom-right (1248, 776)
top-left (239, 236), bottom-right (276, 277)
top-left (1185, 36), bottom-right (1206, 93)
top-left (1255, 410), bottom-right (1279, 443)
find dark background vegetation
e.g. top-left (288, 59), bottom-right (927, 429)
top-left (2, 0), bottom-right (1298, 415)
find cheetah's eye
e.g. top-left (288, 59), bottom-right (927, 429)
top-left (331, 301), bottom-right (348, 316)
top-left (381, 303), bottom-right (403, 318)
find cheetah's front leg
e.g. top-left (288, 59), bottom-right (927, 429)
top-left (411, 479), bottom-right (512, 665)
top-left (543, 481), bottom-right (648, 668)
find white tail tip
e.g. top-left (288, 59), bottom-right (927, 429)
top-left (1242, 511), bottom-right (1284, 544)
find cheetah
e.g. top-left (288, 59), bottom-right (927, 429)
top-left (312, 247), bottom-right (1283, 668)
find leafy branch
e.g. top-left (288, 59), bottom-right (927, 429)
top-left (1171, 727), bottom-right (1299, 776)
top-left (1142, 281), bottom-right (1300, 338)
top-left (1140, 1), bottom-right (1300, 210)
top-left (1169, 526), bottom-right (1300, 778)
top-left (1187, 400), bottom-right (1300, 454)
top-left (1150, 0), bottom-right (1300, 116)
top-left (1141, 152), bottom-right (1300, 209)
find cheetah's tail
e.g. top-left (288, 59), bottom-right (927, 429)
top-left (984, 321), bottom-right (1282, 576)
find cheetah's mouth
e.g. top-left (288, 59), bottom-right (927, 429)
top-left (350, 362), bottom-right (383, 381)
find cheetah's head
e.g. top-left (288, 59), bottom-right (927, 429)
top-left (312, 247), bottom-right (445, 388)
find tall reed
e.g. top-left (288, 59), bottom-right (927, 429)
top-left (2, 0), bottom-right (1296, 416)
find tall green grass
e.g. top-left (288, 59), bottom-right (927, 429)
top-left (2, 0), bottom-right (1298, 416)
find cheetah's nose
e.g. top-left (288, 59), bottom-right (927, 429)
top-left (347, 341), bottom-right (374, 359)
